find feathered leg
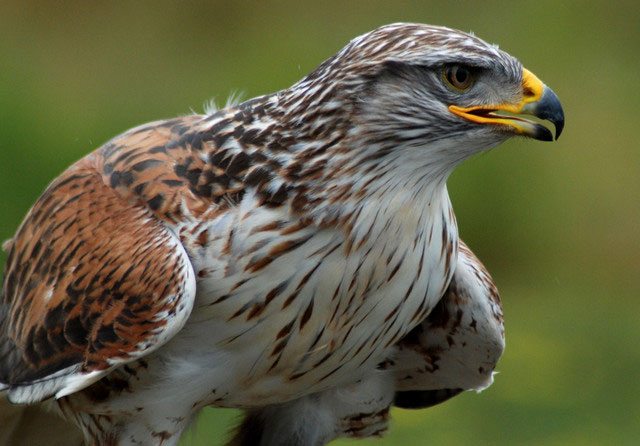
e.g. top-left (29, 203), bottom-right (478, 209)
top-left (227, 370), bottom-right (394, 446)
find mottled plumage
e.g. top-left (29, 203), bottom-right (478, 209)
top-left (0, 23), bottom-right (563, 445)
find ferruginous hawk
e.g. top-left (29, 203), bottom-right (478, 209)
top-left (0, 23), bottom-right (563, 445)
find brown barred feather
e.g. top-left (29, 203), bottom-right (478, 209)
top-left (0, 154), bottom-right (195, 401)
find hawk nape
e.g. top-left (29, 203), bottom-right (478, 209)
top-left (0, 23), bottom-right (563, 446)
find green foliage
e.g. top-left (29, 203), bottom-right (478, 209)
top-left (1, 1), bottom-right (638, 444)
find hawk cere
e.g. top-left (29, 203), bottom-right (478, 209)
top-left (0, 23), bottom-right (563, 445)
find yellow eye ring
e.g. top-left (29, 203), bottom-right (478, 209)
top-left (443, 65), bottom-right (474, 91)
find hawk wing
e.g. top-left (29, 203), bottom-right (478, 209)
top-left (393, 240), bottom-right (505, 408)
top-left (0, 127), bottom-right (198, 404)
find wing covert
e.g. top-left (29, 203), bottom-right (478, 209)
top-left (0, 156), bottom-right (196, 403)
top-left (393, 240), bottom-right (505, 408)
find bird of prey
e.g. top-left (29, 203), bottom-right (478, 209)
top-left (0, 23), bottom-right (563, 446)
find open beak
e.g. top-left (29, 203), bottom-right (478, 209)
top-left (449, 68), bottom-right (565, 141)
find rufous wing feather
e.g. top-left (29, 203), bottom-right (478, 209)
top-left (0, 155), bottom-right (196, 404)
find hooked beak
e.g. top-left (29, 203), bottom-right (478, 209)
top-left (449, 68), bottom-right (565, 141)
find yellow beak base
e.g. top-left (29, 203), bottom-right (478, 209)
top-left (449, 68), bottom-right (564, 141)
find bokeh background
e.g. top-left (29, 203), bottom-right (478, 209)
top-left (1, 1), bottom-right (639, 445)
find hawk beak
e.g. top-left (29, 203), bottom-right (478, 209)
top-left (449, 68), bottom-right (565, 141)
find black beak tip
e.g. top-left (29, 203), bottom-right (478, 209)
top-left (533, 125), bottom-right (554, 142)
top-left (553, 114), bottom-right (565, 140)
top-left (537, 87), bottom-right (565, 141)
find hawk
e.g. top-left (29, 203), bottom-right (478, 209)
top-left (0, 23), bottom-right (563, 445)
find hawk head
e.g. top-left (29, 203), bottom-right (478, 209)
top-left (287, 23), bottom-right (564, 174)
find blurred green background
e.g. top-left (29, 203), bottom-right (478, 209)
top-left (1, 1), bottom-right (639, 445)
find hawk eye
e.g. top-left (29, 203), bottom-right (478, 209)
top-left (443, 65), bottom-right (475, 91)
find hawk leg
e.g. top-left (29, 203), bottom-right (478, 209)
top-left (227, 371), bottom-right (394, 446)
